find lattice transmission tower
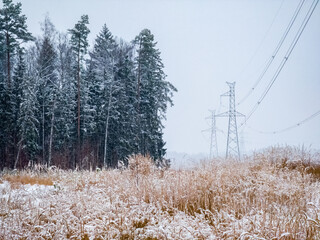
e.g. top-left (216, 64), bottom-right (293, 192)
top-left (217, 82), bottom-right (244, 160)
top-left (209, 110), bottom-right (218, 159)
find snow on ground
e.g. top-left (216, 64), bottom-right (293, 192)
top-left (0, 175), bottom-right (216, 239)
top-left (1, 147), bottom-right (320, 239)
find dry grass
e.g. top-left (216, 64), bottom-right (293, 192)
top-left (1, 166), bottom-right (57, 189)
top-left (128, 154), bottom-right (155, 176)
top-left (3, 174), bottom-right (54, 187)
top-left (0, 146), bottom-right (319, 239)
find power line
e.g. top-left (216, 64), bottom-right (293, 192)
top-left (241, 0), bottom-right (319, 126)
top-left (247, 109), bottom-right (320, 134)
top-left (237, 0), bottom-right (285, 81)
top-left (237, 0), bottom-right (306, 105)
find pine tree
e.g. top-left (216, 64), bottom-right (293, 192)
top-left (0, 0), bottom-right (33, 87)
top-left (68, 15), bottom-right (90, 162)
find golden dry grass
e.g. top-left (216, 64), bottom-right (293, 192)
top-left (3, 174), bottom-right (54, 186)
top-left (128, 154), bottom-right (155, 176)
top-left (0, 146), bottom-right (319, 239)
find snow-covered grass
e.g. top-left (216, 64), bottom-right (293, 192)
top-left (0, 146), bottom-right (320, 239)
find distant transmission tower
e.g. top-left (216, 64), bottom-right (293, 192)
top-left (209, 110), bottom-right (218, 159)
top-left (217, 82), bottom-right (244, 160)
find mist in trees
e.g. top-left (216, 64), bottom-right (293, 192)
top-left (0, 0), bottom-right (177, 169)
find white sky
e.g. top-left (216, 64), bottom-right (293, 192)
top-left (5, 0), bottom-right (320, 156)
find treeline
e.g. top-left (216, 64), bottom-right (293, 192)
top-left (0, 0), bottom-right (176, 169)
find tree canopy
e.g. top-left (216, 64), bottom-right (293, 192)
top-left (0, 0), bottom-right (177, 170)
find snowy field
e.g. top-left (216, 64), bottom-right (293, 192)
top-left (0, 147), bottom-right (320, 239)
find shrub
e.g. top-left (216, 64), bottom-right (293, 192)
top-left (128, 154), bottom-right (154, 176)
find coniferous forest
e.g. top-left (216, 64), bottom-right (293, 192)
top-left (0, 0), bottom-right (177, 169)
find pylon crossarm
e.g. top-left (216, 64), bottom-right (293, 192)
top-left (235, 111), bottom-right (246, 117)
top-left (221, 91), bottom-right (230, 97)
top-left (216, 112), bottom-right (229, 117)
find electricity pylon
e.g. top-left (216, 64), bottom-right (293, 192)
top-left (209, 110), bottom-right (218, 159)
top-left (217, 82), bottom-right (244, 160)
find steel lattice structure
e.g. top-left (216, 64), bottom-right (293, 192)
top-left (217, 82), bottom-right (244, 160)
top-left (209, 110), bottom-right (218, 159)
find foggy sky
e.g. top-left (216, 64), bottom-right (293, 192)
top-left (4, 0), bottom-right (320, 156)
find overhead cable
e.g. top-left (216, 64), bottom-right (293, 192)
top-left (241, 0), bottom-right (319, 126)
top-left (237, 0), bottom-right (306, 105)
top-left (247, 109), bottom-right (320, 134)
top-left (237, 0), bottom-right (285, 81)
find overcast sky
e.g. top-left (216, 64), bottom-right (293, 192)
top-left (5, 0), bottom-right (320, 156)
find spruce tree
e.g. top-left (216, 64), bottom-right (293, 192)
top-left (10, 47), bottom-right (25, 166)
top-left (35, 17), bottom-right (58, 166)
top-left (54, 33), bottom-right (76, 167)
top-left (0, 0), bottom-right (34, 168)
top-left (0, 28), bottom-right (5, 168)
top-left (134, 29), bottom-right (176, 161)
top-left (90, 24), bottom-right (119, 167)
top-left (15, 50), bottom-right (39, 168)
top-left (112, 41), bottom-right (139, 163)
